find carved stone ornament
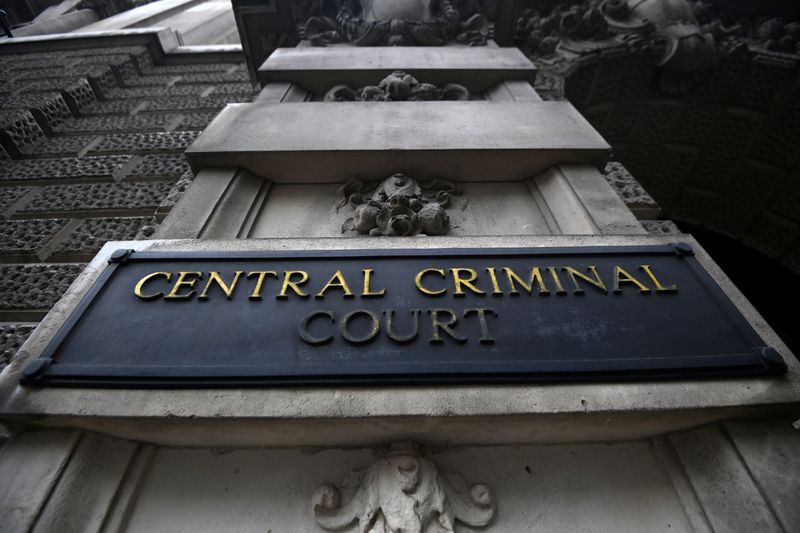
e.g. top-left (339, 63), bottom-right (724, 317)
top-left (324, 71), bottom-right (470, 102)
top-left (516, 0), bottom-right (720, 93)
top-left (311, 442), bottom-right (494, 532)
top-left (337, 173), bottom-right (462, 236)
top-left (305, 0), bottom-right (490, 46)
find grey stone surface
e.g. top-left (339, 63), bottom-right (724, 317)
top-left (157, 169), bottom-right (194, 216)
top-left (0, 187), bottom-right (30, 213)
top-left (0, 155), bottom-right (131, 182)
top-left (90, 132), bottom-right (199, 155)
top-left (141, 94), bottom-right (253, 111)
top-left (52, 217), bottom-right (156, 259)
top-left (187, 101), bottom-right (609, 182)
top-left (103, 86), bottom-right (216, 99)
top-left (0, 263), bottom-right (84, 311)
top-left (0, 324), bottom-right (37, 368)
top-left (20, 182), bottom-right (173, 214)
top-left (724, 419), bottom-right (800, 532)
top-left (128, 154), bottom-right (191, 179)
top-left (0, 219), bottom-right (67, 258)
top-left (29, 135), bottom-right (98, 157)
top-left (259, 47), bottom-right (536, 95)
top-left (80, 100), bottom-right (143, 115)
top-left (0, 111), bottom-right (47, 156)
top-left (670, 425), bottom-right (784, 533)
top-left (54, 115), bottom-right (181, 134)
top-left (642, 220), bottom-right (682, 235)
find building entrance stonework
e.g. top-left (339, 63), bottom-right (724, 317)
top-left (0, 1), bottom-right (799, 532)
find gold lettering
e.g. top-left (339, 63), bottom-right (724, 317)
top-left (562, 266), bottom-right (607, 294)
top-left (361, 268), bottom-right (386, 298)
top-left (640, 265), bottom-right (678, 293)
top-left (165, 271), bottom-right (202, 300)
top-left (485, 267), bottom-right (503, 296)
top-left (198, 271), bottom-right (243, 300)
top-left (298, 310), bottom-right (335, 345)
top-left (613, 266), bottom-right (651, 294)
top-left (428, 308), bottom-right (467, 344)
top-left (464, 308), bottom-right (497, 344)
top-left (316, 270), bottom-right (354, 299)
top-left (546, 267), bottom-right (567, 295)
top-left (451, 268), bottom-right (485, 297)
top-left (278, 270), bottom-right (310, 299)
top-left (415, 268), bottom-right (447, 296)
top-left (134, 271), bottom-right (172, 300)
top-left (247, 271), bottom-right (278, 300)
top-left (339, 309), bottom-right (380, 344)
top-left (503, 267), bottom-right (549, 296)
top-left (383, 309), bottom-right (420, 344)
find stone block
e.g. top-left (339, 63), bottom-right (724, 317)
top-left (29, 135), bottom-right (98, 157)
top-left (81, 100), bottom-right (141, 115)
top-left (90, 131), bottom-right (199, 155)
top-left (0, 219), bottom-right (67, 260)
top-left (176, 70), bottom-right (249, 84)
top-left (54, 115), bottom-right (179, 134)
top-left (142, 94), bottom-right (253, 111)
top-left (259, 47), bottom-right (536, 95)
top-left (187, 101), bottom-right (609, 182)
top-left (0, 111), bottom-right (47, 156)
top-left (0, 155), bottom-right (130, 182)
top-left (156, 169), bottom-right (193, 221)
top-left (0, 263), bottom-right (84, 312)
top-left (51, 216), bottom-right (155, 260)
top-left (103, 86), bottom-right (215, 99)
top-left (127, 154), bottom-right (191, 179)
top-left (0, 324), bottom-right (37, 368)
top-left (20, 182), bottom-right (172, 214)
top-left (0, 187), bottom-right (30, 213)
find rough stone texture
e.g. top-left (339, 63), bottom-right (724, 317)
top-left (142, 94), bottom-right (254, 111)
top-left (128, 154), bottom-right (191, 179)
top-left (603, 161), bottom-right (660, 218)
top-left (0, 264), bottom-right (84, 311)
top-left (548, 42), bottom-right (800, 273)
top-left (642, 220), bottom-right (682, 235)
top-left (0, 187), bottom-right (29, 213)
top-left (90, 132), bottom-right (199, 155)
top-left (158, 170), bottom-right (194, 213)
top-left (104, 86), bottom-right (216, 99)
top-left (54, 115), bottom-right (181, 134)
top-left (0, 324), bottom-right (37, 368)
top-left (20, 182), bottom-right (173, 214)
top-left (0, 111), bottom-right (47, 156)
top-left (0, 156), bottom-right (130, 182)
top-left (52, 217), bottom-right (156, 258)
top-left (0, 219), bottom-right (67, 257)
top-left (29, 135), bottom-right (98, 157)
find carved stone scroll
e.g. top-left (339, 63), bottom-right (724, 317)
top-left (311, 442), bottom-right (495, 532)
top-left (336, 173), bottom-right (462, 237)
top-left (324, 71), bottom-right (470, 102)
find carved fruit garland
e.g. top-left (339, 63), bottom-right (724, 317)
top-left (337, 173), bottom-right (461, 237)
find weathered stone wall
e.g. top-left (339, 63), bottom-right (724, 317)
top-left (0, 43), bottom-right (253, 368)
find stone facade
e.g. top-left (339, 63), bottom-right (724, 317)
top-left (0, 41), bottom-right (252, 367)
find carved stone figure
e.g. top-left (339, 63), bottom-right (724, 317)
top-left (305, 0), bottom-right (489, 46)
top-left (337, 173), bottom-right (461, 236)
top-left (516, 0), bottom-right (718, 93)
top-left (311, 442), bottom-right (494, 532)
top-left (324, 71), bottom-right (470, 101)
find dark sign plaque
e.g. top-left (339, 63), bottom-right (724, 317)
top-left (21, 244), bottom-right (786, 387)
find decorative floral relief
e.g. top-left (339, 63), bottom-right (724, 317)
top-left (312, 442), bottom-right (494, 532)
top-left (337, 173), bottom-right (463, 237)
top-left (324, 71), bottom-right (470, 102)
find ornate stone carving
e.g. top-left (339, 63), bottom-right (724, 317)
top-left (312, 442), bottom-right (494, 532)
top-left (324, 71), bottom-right (470, 101)
top-left (337, 173), bottom-right (462, 236)
top-left (305, 0), bottom-right (490, 46)
top-left (517, 0), bottom-right (719, 93)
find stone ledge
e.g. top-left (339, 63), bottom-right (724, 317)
top-left (186, 101), bottom-right (610, 182)
top-left (0, 235), bottom-right (796, 447)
